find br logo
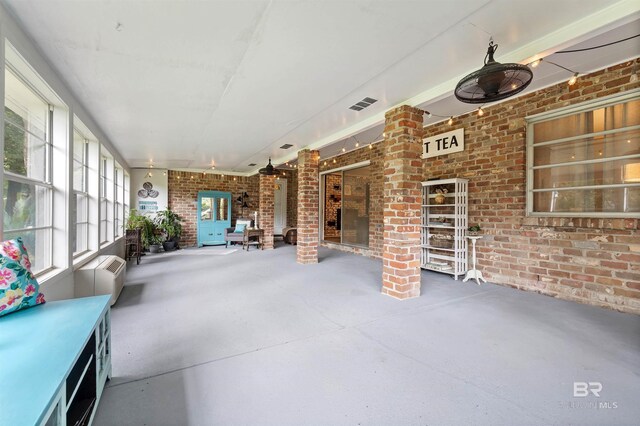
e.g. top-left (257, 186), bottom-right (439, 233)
top-left (573, 382), bottom-right (602, 397)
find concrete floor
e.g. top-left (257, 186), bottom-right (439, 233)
top-left (94, 244), bottom-right (640, 426)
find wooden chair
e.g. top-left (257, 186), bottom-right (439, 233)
top-left (125, 229), bottom-right (142, 264)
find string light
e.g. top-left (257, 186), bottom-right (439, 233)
top-left (448, 116), bottom-right (453, 125)
top-left (368, 143), bottom-right (373, 149)
top-left (477, 107), bottom-right (484, 117)
top-left (568, 73), bottom-right (579, 86)
top-left (333, 158), bottom-right (337, 164)
top-left (530, 58), bottom-right (542, 68)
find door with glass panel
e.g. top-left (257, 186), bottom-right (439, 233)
top-left (197, 191), bottom-right (231, 246)
top-left (322, 165), bottom-right (371, 247)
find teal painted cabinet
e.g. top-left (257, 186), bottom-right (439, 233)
top-left (197, 191), bottom-right (231, 246)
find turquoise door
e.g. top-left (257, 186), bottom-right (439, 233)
top-left (197, 191), bottom-right (231, 246)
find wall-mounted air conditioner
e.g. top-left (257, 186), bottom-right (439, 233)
top-left (75, 255), bottom-right (126, 306)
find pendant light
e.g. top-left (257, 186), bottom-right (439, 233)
top-left (454, 41), bottom-right (533, 104)
top-left (258, 158), bottom-right (281, 176)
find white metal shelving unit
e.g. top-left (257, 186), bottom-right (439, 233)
top-left (421, 178), bottom-right (468, 279)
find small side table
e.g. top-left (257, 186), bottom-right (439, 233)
top-left (463, 235), bottom-right (486, 285)
top-left (243, 228), bottom-right (264, 251)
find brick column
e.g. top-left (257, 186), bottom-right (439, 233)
top-left (296, 149), bottom-right (319, 264)
top-left (382, 105), bottom-right (424, 299)
top-left (259, 174), bottom-right (275, 249)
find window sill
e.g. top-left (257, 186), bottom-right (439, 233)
top-left (73, 250), bottom-right (98, 271)
top-left (35, 267), bottom-right (65, 284)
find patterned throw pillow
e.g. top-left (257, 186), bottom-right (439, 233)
top-left (0, 237), bottom-right (45, 317)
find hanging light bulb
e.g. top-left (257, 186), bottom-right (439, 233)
top-left (177, 175), bottom-right (180, 179)
top-left (163, 171), bottom-right (167, 176)
top-left (530, 58), bottom-right (542, 68)
top-left (448, 116), bottom-right (454, 125)
top-left (190, 175), bottom-right (194, 179)
top-left (368, 143), bottom-right (373, 150)
top-left (424, 111), bottom-right (432, 119)
top-left (324, 161), bottom-right (327, 166)
top-left (342, 147), bottom-right (346, 153)
top-left (568, 73), bottom-right (579, 86)
top-left (333, 158), bottom-right (337, 164)
top-left (355, 141), bottom-right (359, 148)
top-left (383, 132), bottom-right (386, 138)
top-left (477, 107), bottom-right (484, 116)
top-left (149, 172), bottom-right (153, 177)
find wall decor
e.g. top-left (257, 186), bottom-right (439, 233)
top-left (422, 128), bottom-right (464, 159)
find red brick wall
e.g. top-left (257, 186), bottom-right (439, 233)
top-left (422, 58), bottom-right (640, 313)
top-left (259, 174), bottom-right (275, 249)
top-left (297, 150), bottom-right (320, 264)
top-left (168, 171), bottom-right (259, 247)
top-left (381, 105), bottom-right (424, 299)
top-left (285, 170), bottom-right (298, 228)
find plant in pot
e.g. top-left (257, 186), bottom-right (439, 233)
top-left (154, 208), bottom-right (184, 251)
top-left (148, 233), bottom-right (164, 254)
top-left (127, 210), bottom-right (156, 251)
top-left (468, 224), bottom-right (482, 236)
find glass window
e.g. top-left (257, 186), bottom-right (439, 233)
top-left (528, 95), bottom-right (640, 216)
top-left (72, 128), bottom-right (89, 255)
top-left (115, 165), bottom-right (123, 237)
top-left (322, 165), bottom-right (371, 248)
top-left (3, 67), bottom-right (52, 273)
top-left (99, 154), bottom-right (113, 243)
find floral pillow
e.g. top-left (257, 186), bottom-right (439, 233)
top-left (0, 237), bottom-right (45, 317)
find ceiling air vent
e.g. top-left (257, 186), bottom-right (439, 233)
top-left (248, 163), bottom-right (257, 167)
top-left (279, 144), bottom-right (293, 149)
top-left (349, 97), bottom-right (378, 111)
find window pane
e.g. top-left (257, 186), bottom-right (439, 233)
top-left (201, 197), bottom-right (212, 220)
top-left (534, 158), bottom-right (640, 189)
top-left (534, 187), bottom-right (640, 214)
top-left (533, 99), bottom-right (640, 144)
top-left (73, 130), bottom-right (86, 191)
top-left (3, 179), bottom-right (50, 230)
top-left (342, 166), bottom-right (370, 247)
top-left (3, 227), bottom-right (51, 274)
top-left (216, 197), bottom-right (228, 221)
top-left (75, 223), bottom-right (88, 254)
top-left (4, 70), bottom-right (49, 181)
top-left (533, 130), bottom-right (639, 166)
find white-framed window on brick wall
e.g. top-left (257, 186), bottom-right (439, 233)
top-left (526, 90), bottom-right (640, 217)
top-left (72, 128), bottom-right (89, 255)
top-left (3, 67), bottom-right (53, 274)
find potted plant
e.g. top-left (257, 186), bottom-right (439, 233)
top-left (127, 210), bottom-right (156, 250)
top-left (468, 224), bottom-right (482, 236)
top-left (154, 208), bottom-right (184, 251)
top-left (148, 233), bottom-right (164, 253)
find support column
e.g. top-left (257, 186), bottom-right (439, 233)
top-left (259, 174), bottom-right (275, 249)
top-left (296, 149), bottom-right (319, 264)
top-left (382, 105), bottom-right (424, 299)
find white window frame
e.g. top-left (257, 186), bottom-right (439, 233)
top-left (72, 128), bottom-right (89, 257)
top-left (526, 90), bottom-right (640, 218)
top-left (3, 65), bottom-right (54, 275)
top-left (114, 164), bottom-right (124, 238)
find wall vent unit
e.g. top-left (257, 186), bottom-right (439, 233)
top-left (74, 255), bottom-right (126, 306)
top-left (349, 97), bottom-right (378, 111)
top-left (248, 163), bottom-right (257, 167)
top-left (279, 144), bottom-right (293, 149)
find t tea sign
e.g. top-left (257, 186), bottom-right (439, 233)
top-left (422, 128), bottom-right (464, 159)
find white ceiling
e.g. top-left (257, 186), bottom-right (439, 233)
top-left (2, 0), bottom-right (639, 175)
